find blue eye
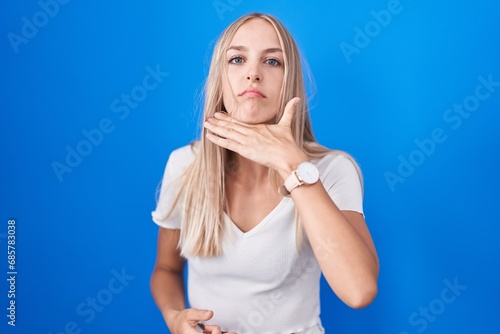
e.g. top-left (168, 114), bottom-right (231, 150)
top-left (229, 56), bottom-right (244, 64)
top-left (265, 58), bottom-right (281, 66)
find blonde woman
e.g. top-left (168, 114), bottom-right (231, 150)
top-left (150, 13), bottom-right (379, 334)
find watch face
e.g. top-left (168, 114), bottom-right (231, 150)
top-left (297, 162), bottom-right (319, 184)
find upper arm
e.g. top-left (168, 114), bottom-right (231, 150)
top-left (321, 155), bottom-right (377, 265)
top-left (152, 144), bottom-right (198, 230)
top-left (341, 210), bottom-right (379, 268)
top-left (154, 227), bottom-right (185, 274)
top-left (320, 154), bottom-right (364, 215)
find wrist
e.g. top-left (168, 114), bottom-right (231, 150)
top-left (279, 159), bottom-right (320, 196)
top-left (277, 152), bottom-right (309, 180)
top-left (163, 308), bottom-right (180, 329)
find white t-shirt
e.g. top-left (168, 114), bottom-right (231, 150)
top-left (152, 144), bottom-right (364, 334)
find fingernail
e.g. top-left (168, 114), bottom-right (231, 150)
top-left (204, 311), bottom-right (211, 317)
top-left (294, 98), bottom-right (300, 106)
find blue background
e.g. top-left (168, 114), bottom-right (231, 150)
top-left (1, 0), bottom-right (499, 333)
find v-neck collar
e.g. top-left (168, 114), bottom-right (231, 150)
top-left (224, 197), bottom-right (291, 238)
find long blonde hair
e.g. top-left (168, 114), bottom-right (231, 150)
top-left (167, 13), bottom-right (361, 257)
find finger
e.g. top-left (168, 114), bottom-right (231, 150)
top-left (278, 97), bottom-right (300, 127)
top-left (204, 120), bottom-right (248, 143)
top-left (206, 133), bottom-right (243, 153)
top-left (213, 112), bottom-right (252, 127)
top-left (209, 115), bottom-right (252, 133)
top-left (187, 309), bottom-right (213, 322)
top-left (202, 324), bottom-right (226, 334)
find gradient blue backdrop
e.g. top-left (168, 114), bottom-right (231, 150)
top-left (1, 1), bottom-right (499, 333)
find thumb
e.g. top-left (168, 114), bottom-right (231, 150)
top-left (189, 308), bottom-right (214, 321)
top-left (278, 97), bottom-right (300, 127)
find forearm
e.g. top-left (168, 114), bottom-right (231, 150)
top-left (291, 182), bottom-right (379, 308)
top-left (150, 267), bottom-right (186, 325)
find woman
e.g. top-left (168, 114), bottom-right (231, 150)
top-left (150, 13), bottom-right (379, 334)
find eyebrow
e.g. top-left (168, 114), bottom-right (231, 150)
top-left (227, 45), bottom-right (283, 53)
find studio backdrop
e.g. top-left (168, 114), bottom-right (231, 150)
top-left (1, 0), bottom-right (499, 333)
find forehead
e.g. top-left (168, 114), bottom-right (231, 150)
top-left (229, 19), bottom-right (281, 49)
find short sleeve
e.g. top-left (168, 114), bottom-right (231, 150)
top-left (316, 154), bottom-right (364, 215)
top-left (151, 144), bottom-right (197, 229)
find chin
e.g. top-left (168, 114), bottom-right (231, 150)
top-left (233, 111), bottom-right (275, 124)
top-left (231, 103), bottom-right (276, 124)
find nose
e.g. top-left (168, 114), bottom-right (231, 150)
top-left (245, 59), bottom-right (262, 82)
top-left (246, 73), bottom-right (261, 82)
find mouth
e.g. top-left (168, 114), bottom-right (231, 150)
top-left (239, 88), bottom-right (266, 98)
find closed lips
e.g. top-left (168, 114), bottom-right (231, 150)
top-left (240, 88), bottom-right (266, 97)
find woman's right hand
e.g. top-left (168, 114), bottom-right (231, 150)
top-left (165, 308), bottom-right (236, 334)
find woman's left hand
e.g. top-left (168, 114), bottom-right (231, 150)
top-left (204, 97), bottom-right (308, 176)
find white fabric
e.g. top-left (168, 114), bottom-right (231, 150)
top-left (152, 144), bottom-right (364, 334)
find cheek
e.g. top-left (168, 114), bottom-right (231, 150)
top-left (225, 67), bottom-right (240, 87)
top-left (269, 71), bottom-right (284, 98)
top-left (222, 83), bottom-right (237, 113)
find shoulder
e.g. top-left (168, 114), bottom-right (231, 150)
top-left (165, 141), bottom-right (200, 172)
top-left (315, 150), bottom-right (364, 212)
top-left (304, 142), bottom-right (361, 176)
top-left (315, 150), bottom-right (361, 174)
top-left (314, 150), bottom-right (363, 191)
top-left (169, 141), bottom-right (199, 161)
top-left (152, 143), bottom-right (200, 229)
top-left (158, 141), bottom-right (200, 184)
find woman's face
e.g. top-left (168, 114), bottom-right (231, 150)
top-left (222, 19), bottom-right (284, 124)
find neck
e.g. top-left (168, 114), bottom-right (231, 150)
top-left (228, 152), bottom-right (269, 184)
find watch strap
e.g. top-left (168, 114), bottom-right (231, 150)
top-left (284, 171), bottom-right (303, 193)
